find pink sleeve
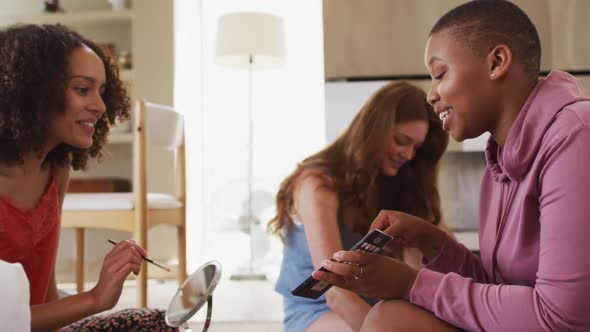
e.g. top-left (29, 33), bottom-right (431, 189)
top-left (410, 126), bottom-right (590, 331)
top-left (423, 234), bottom-right (491, 283)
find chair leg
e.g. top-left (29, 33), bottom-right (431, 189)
top-left (177, 226), bottom-right (187, 285)
top-left (74, 228), bottom-right (85, 293)
top-left (137, 263), bottom-right (147, 307)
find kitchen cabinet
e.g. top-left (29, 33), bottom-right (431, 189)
top-left (322, 0), bottom-right (464, 80)
top-left (323, 0), bottom-right (590, 80)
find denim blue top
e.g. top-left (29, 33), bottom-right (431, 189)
top-left (275, 222), bottom-right (375, 331)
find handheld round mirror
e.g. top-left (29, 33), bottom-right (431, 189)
top-left (165, 260), bottom-right (222, 331)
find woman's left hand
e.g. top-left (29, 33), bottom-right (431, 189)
top-left (312, 251), bottom-right (418, 300)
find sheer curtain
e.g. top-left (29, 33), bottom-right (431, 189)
top-left (174, 0), bottom-right (326, 274)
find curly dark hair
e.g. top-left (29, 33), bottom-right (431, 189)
top-left (0, 24), bottom-right (131, 170)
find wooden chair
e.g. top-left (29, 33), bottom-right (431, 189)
top-left (62, 100), bottom-right (187, 307)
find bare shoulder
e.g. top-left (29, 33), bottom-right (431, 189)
top-left (54, 164), bottom-right (71, 198)
top-left (293, 170), bottom-right (340, 229)
top-left (294, 170), bottom-right (338, 203)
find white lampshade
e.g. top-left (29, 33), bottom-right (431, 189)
top-left (215, 12), bottom-right (286, 69)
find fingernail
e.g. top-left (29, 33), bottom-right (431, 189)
top-left (322, 260), bottom-right (331, 268)
top-left (334, 252), bottom-right (344, 259)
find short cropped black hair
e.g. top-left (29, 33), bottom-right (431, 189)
top-left (430, 0), bottom-right (541, 83)
top-left (0, 24), bottom-right (130, 169)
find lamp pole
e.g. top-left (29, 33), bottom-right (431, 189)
top-left (247, 53), bottom-right (255, 275)
top-left (216, 12), bottom-right (285, 281)
top-left (230, 54), bottom-right (267, 281)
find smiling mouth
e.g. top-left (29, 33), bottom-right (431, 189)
top-left (78, 121), bottom-right (95, 128)
top-left (389, 157), bottom-right (404, 168)
top-left (439, 109), bottom-right (452, 121)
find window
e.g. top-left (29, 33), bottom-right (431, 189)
top-left (175, 0), bottom-right (325, 275)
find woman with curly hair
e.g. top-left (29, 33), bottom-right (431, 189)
top-left (269, 81), bottom-right (451, 332)
top-left (0, 24), bottom-right (173, 331)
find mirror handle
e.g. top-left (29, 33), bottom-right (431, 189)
top-left (202, 295), bottom-right (213, 332)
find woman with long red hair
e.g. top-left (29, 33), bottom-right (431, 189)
top-left (269, 81), bottom-right (450, 332)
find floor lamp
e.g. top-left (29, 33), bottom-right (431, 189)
top-left (215, 12), bottom-right (286, 280)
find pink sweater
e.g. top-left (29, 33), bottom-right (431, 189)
top-left (410, 71), bottom-right (590, 331)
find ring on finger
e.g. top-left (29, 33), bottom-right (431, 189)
top-left (354, 265), bottom-right (364, 280)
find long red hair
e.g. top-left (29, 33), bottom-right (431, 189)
top-left (268, 81), bottom-right (448, 240)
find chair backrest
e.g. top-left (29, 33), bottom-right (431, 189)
top-left (143, 101), bottom-right (184, 149)
top-left (133, 99), bottom-right (186, 203)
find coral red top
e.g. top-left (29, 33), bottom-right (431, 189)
top-left (0, 167), bottom-right (60, 305)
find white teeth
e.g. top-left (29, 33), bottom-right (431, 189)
top-left (439, 110), bottom-right (451, 121)
top-left (79, 121), bottom-right (94, 128)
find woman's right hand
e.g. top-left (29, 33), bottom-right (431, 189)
top-left (371, 210), bottom-right (447, 261)
top-left (89, 240), bottom-right (146, 312)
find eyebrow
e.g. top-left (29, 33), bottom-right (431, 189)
top-left (70, 75), bottom-right (97, 82)
top-left (427, 56), bottom-right (443, 67)
top-left (397, 133), bottom-right (424, 146)
top-left (69, 75), bottom-right (106, 88)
